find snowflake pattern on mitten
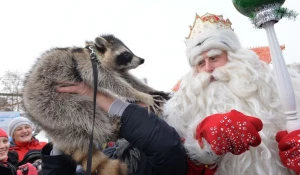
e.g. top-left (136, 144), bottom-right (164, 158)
top-left (196, 110), bottom-right (263, 155)
top-left (276, 130), bottom-right (300, 173)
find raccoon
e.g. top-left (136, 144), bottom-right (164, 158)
top-left (85, 36), bottom-right (169, 113)
top-left (22, 35), bottom-right (165, 175)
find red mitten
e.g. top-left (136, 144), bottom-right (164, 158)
top-left (276, 129), bottom-right (300, 174)
top-left (17, 163), bottom-right (38, 175)
top-left (196, 110), bottom-right (263, 155)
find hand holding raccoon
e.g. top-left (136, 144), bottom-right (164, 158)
top-left (57, 82), bottom-right (151, 111)
top-left (23, 35), bottom-right (169, 175)
top-left (57, 82), bottom-right (114, 113)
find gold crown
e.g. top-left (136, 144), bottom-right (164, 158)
top-left (186, 13), bottom-right (233, 40)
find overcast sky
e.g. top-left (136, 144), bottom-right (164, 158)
top-left (0, 0), bottom-right (299, 91)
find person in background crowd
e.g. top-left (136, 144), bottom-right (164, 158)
top-left (0, 128), bottom-right (38, 175)
top-left (8, 117), bottom-right (47, 163)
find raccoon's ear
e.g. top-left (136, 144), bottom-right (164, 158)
top-left (94, 37), bottom-right (108, 53)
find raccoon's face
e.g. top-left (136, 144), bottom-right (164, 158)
top-left (94, 35), bottom-right (145, 72)
top-left (114, 48), bottom-right (144, 71)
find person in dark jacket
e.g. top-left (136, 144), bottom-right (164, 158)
top-left (0, 128), bottom-right (38, 175)
top-left (0, 127), bottom-right (18, 175)
top-left (0, 150), bottom-right (19, 175)
top-left (41, 82), bottom-right (187, 175)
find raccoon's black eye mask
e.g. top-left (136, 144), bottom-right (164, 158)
top-left (116, 51), bottom-right (133, 66)
top-left (122, 52), bottom-right (131, 59)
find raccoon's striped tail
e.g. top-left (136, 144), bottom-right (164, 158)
top-left (71, 149), bottom-right (128, 175)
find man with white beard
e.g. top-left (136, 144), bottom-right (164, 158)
top-left (163, 26), bottom-right (300, 174)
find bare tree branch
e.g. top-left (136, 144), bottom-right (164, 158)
top-left (0, 70), bottom-right (24, 112)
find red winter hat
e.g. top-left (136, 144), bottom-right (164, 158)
top-left (0, 128), bottom-right (8, 138)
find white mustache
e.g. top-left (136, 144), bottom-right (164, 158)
top-left (196, 63), bottom-right (234, 85)
top-left (193, 72), bottom-right (212, 89)
top-left (194, 69), bottom-right (227, 88)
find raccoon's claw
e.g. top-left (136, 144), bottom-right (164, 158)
top-left (136, 92), bottom-right (166, 116)
top-left (147, 104), bottom-right (161, 116)
top-left (148, 103), bottom-right (162, 116)
top-left (153, 103), bottom-right (163, 114)
top-left (150, 105), bottom-right (157, 114)
top-left (148, 107), bottom-right (151, 114)
top-left (137, 92), bottom-right (155, 107)
top-left (146, 101), bottom-right (160, 115)
top-left (147, 97), bottom-right (165, 115)
top-left (154, 103), bottom-right (163, 110)
top-left (151, 95), bottom-right (161, 97)
top-left (153, 99), bottom-right (164, 103)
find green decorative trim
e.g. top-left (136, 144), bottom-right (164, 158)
top-left (275, 7), bottom-right (298, 20)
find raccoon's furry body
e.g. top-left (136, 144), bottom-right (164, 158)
top-left (23, 35), bottom-right (165, 174)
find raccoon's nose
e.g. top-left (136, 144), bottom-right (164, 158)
top-left (140, 58), bottom-right (145, 64)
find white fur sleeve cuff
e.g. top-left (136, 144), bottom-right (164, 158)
top-left (184, 135), bottom-right (221, 165)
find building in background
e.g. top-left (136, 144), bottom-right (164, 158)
top-left (0, 111), bottom-right (20, 133)
top-left (249, 45), bottom-right (285, 64)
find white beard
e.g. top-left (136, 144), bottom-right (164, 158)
top-left (164, 49), bottom-right (300, 175)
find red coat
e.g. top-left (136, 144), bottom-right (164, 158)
top-left (187, 158), bottom-right (217, 175)
top-left (10, 137), bottom-right (47, 161)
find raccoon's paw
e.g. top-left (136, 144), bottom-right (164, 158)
top-left (150, 92), bottom-right (170, 115)
top-left (136, 92), bottom-right (157, 114)
top-left (136, 92), bottom-right (167, 115)
top-left (148, 95), bottom-right (166, 115)
top-left (136, 92), bottom-right (155, 107)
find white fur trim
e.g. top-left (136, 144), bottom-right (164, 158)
top-left (184, 134), bottom-right (221, 165)
top-left (192, 55), bottom-right (204, 67)
top-left (207, 49), bottom-right (223, 57)
top-left (186, 29), bottom-right (242, 66)
top-left (191, 49), bottom-right (223, 67)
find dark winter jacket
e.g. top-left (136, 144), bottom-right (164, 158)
top-left (41, 104), bottom-right (187, 175)
top-left (119, 104), bottom-right (187, 175)
top-left (0, 151), bottom-right (19, 175)
top-left (41, 143), bottom-right (78, 175)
